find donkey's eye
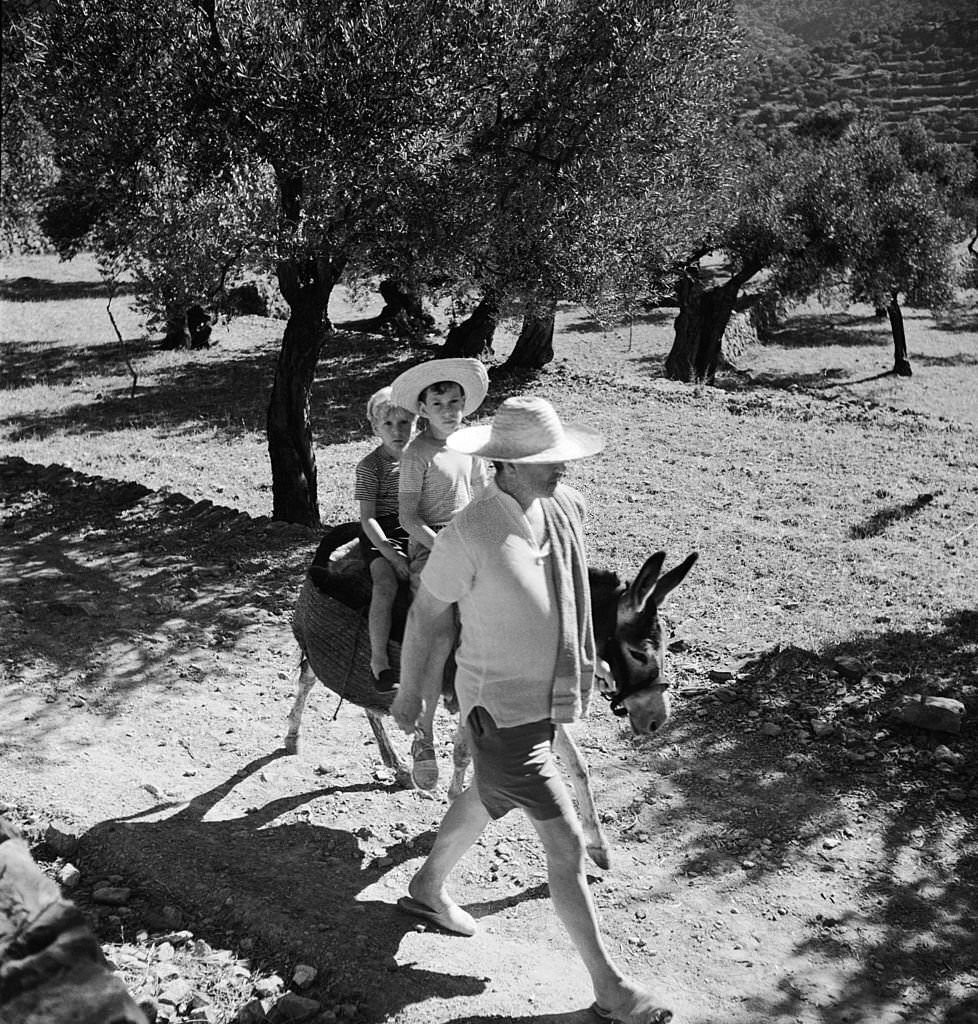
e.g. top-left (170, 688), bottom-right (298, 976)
top-left (628, 649), bottom-right (649, 665)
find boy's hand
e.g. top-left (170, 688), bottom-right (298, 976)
top-left (391, 690), bottom-right (422, 734)
top-left (388, 552), bottom-right (410, 581)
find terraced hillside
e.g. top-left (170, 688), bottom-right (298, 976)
top-left (737, 3), bottom-right (978, 146)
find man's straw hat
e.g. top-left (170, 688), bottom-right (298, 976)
top-left (390, 357), bottom-right (489, 416)
top-left (447, 396), bottom-right (604, 464)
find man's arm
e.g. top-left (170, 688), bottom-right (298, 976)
top-left (398, 489), bottom-right (438, 550)
top-left (390, 583), bottom-right (455, 734)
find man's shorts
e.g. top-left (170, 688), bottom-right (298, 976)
top-left (466, 706), bottom-right (575, 822)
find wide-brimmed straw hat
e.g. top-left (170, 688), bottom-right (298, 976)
top-left (447, 396), bottom-right (604, 463)
top-left (390, 357), bottom-right (489, 416)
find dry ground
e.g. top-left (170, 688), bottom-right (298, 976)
top-left (1, 254), bottom-right (977, 1024)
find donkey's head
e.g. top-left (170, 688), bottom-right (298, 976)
top-left (590, 551), bottom-right (698, 736)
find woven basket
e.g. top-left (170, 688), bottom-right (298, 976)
top-left (292, 577), bottom-right (400, 713)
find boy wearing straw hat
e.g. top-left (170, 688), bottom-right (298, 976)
top-left (390, 396), bottom-right (673, 1024)
top-left (389, 356), bottom-right (491, 790)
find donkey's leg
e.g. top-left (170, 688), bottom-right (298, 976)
top-left (554, 724), bottom-right (611, 870)
top-left (366, 708), bottom-right (414, 790)
top-left (447, 718), bottom-right (470, 802)
top-left (284, 654), bottom-right (319, 755)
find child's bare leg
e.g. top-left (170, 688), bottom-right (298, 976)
top-left (368, 559), bottom-right (398, 680)
top-left (407, 561), bottom-right (443, 790)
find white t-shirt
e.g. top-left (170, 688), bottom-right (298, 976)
top-left (422, 482), bottom-right (588, 728)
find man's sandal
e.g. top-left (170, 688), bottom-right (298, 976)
top-left (411, 729), bottom-right (438, 791)
top-left (591, 998), bottom-right (673, 1024)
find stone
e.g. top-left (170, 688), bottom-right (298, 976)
top-left (894, 695), bottom-right (965, 734)
top-left (187, 1008), bottom-right (221, 1024)
top-left (93, 886), bottom-right (131, 906)
top-left (43, 823), bottom-right (79, 857)
top-left (833, 656), bottom-right (867, 681)
top-left (292, 964), bottom-right (317, 989)
top-left (233, 999), bottom-right (269, 1024)
top-left (254, 975), bottom-right (285, 998)
top-left (160, 978), bottom-right (194, 1007)
top-left (760, 722), bottom-right (783, 737)
top-left (267, 993), bottom-right (322, 1023)
top-left (160, 904), bottom-right (183, 927)
top-left (810, 720), bottom-right (835, 738)
top-left (58, 862), bottom-right (81, 889)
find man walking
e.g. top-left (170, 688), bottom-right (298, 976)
top-left (391, 396), bottom-right (674, 1024)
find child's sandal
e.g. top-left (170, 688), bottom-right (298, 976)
top-left (372, 668), bottom-right (397, 692)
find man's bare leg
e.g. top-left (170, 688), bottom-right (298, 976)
top-left (531, 810), bottom-right (673, 1024)
top-left (403, 784), bottom-right (490, 934)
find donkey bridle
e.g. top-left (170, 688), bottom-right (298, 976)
top-left (597, 637), bottom-right (664, 717)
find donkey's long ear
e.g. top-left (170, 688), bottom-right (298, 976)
top-left (625, 551), bottom-right (667, 614)
top-left (650, 551), bottom-right (698, 608)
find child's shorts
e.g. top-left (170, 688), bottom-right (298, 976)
top-left (466, 706), bottom-right (575, 822)
top-left (358, 515), bottom-right (409, 566)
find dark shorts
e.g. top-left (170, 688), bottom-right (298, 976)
top-left (467, 706), bottom-right (574, 822)
top-left (358, 515), bottom-right (409, 566)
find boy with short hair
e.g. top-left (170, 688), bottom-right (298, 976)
top-left (355, 387), bottom-right (417, 691)
top-left (389, 357), bottom-right (490, 789)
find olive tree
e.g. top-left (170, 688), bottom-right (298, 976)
top-left (352, 0), bottom-right (742, 370)
top-left (663, 115), bottom-right (965, 382)
top-left (23, 0), bottom-right (492, 524)
top-left (841, 120), bottom-right (962, 376)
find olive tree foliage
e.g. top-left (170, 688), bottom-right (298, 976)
top-left (664, 115), bottom-right (966, 382)
top-left (1, 0), bottom-right (58, 253)
top-left (353, 0), bottom-right (742, 369)
top-left (22, 0), bottom-right (497, 525)
top-left (839, 120), bottom-right (962, 376)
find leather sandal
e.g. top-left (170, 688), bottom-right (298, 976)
top-left (411, 730), bottom-right (438, 791)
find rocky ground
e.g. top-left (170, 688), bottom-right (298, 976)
top-left (2, 456), bottom-right (975, 1024)
top-left (2, 255), bottom-right (976, 1023)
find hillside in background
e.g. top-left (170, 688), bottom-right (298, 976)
top-left (736, 0), bottom-right (978, 145)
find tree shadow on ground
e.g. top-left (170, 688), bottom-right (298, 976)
top-left (646, 614), bottom-right (977, 1024)
top-left (913, 350), bottom-right (978, 369)
top-left (932, 302), bottom-right (978, 334)
top-left (766, 313), bottom-right (892, 350)
top-left (0, 327), bottom-right (425, 448)
top-left (76, 752), bottom-right (494, 1023)
top-left (446, 1015), bottom-right (594, 1023)
top-left (848, 490), bottom-right (939, 538)
top-left (0, 337), bottom-right (157, 388)
top-left (0, 276), bottom-right (139, 302)
top-left (0, 457), bottom-right (317, 743)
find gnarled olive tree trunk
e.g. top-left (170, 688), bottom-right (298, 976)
top-left (886, 291), bottom-right (913, 377)
top-left (441, 294), bottom-right (498, 359)
top-left (502, 300), bottom-right (556, 371)
top-left (268, 256), bottom-right (345, 526)
top-left (664, 262), bottom-right (761, 383)
top-left (376, 279), bottom-right (435, 339)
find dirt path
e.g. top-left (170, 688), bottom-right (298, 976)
top-left (2, 455), bottom-right (975, 1024)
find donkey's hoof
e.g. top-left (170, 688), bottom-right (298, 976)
top-left (395, 768), bottom-right (416, 790)
top-left (587, 841), bottom-right (611, 871)
top-left (284, 734), bottom-right (299, 755)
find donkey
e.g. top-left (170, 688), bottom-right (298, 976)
top-left (444, 550), bottom-right (698, 867)
top-left (286, 531), bottom-right (696, 867)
